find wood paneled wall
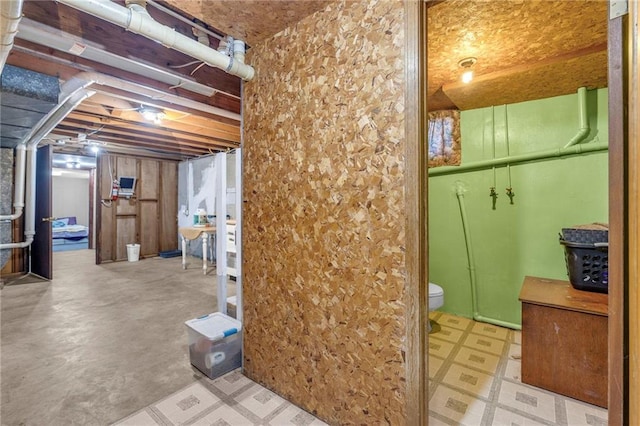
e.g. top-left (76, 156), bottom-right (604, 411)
top-left (96, 154), bottom-right (178, 263)
top-left (243, 1), bottom-right (407, 424)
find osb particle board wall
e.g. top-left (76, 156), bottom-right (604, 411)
top-left (243, 1), bottom-right (407, 423)
top-left (97, 154), bottom-right (178, 263)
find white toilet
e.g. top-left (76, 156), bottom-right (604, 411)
top-left (429, 282), bottom-right (444, 310)
top-left (428, 282), bottom-right (445, 332)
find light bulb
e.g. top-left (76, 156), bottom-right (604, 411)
top-left (458, 57), bottom-right (477, 84)
top-left (142, 110), bottom-right (156, 121)
top-left (90, 145), bottom-right (99, 154)
top-left (462, 70), bottom-right (473, 84)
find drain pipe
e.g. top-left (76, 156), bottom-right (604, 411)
top-left (430, 87), bottom-right (600, 177)
top-left (57, 0), bottom-right (255, 81)
top-left (0, 81), bottom-right (96, 250)
top-left (455, 184), bottom-right (522, 330)
top-left (0, 144), bottom-right (26, 221)
top-left (563, 87), bottom-right (589, 148)
top-left (0, 0), bottom-right (23, 73)
top-left (0, 1), bottom-right (19, 263)
top-left (431, 140), bottom-right (608, 176)
top-left (1, 69), bottom-right (240, 251)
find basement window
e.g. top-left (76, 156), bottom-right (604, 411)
top-left (428, 110), bottom-right (461, 167)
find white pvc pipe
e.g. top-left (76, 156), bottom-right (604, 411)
top-left (26, 89), bottom-right (96, 148)
top-left (57, 0), bottom-right (255, 81)
top-left (16, 18), bottom-right (217, 98)
top-left (0, 80), bottom-right (95, 250)
top-left (233, 40), bottom-right (246, 65)
top-left (1, 147), bottom-right (35, 250)
top-left (23, 145), bottom-right (37, 240)
top-left (0, 144), bottom-right (26, 221)
top-left (146, 0), bottom-right (223, 41)
top-left (1, 68), bottom-right (239, 250)
top-left (0, 0), bottom-right (23, 73)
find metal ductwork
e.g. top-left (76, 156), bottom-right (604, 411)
top-left (0, 64), bottom-right (61, 267)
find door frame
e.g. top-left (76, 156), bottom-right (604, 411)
top-left (405, 1), bottom-right (638, 424)
top-left (404, 1), bottom-right (428, 424)
top-left (625, 2), bottom-right (639, 424)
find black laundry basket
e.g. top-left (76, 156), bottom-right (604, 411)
top-left (559, 227), bottom-right (609, 293)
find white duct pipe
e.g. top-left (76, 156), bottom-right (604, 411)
top-left (16, 17), bottom-right (217, 98)
top-left (1, 147), bottom-right (35, 250)
top-left (0, 80), bottom-right (95, 250)
top-left (0, 0), bottom-right (23, 73)
top-left (1, 67), bottom-right (240, 250)
top-left (0, 144), bottom-right (26, 221)
top-left (57, 0), bottom-right (255, 81)
top-left (76, 71), bottom-right (241, 121)
top-left (23, 145), bottom-right (36, 240)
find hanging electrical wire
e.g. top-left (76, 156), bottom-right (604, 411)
top-left (190, 62), bottom-right (207, 76)
top-left (169, 60), bottom-right (203, 69)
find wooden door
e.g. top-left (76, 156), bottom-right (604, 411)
top-left (32, 144), bottom-right (52, 279)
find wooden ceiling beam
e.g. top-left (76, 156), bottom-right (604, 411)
top-left (64, 111), bottom-right (240, 147)
top-left (55, 121), bottom-right (230, 154)
top-left (52, 127), bottom-right (210, 155)
top-left (9, 42), bottom-right (241, 115)
top-left (90, 87), bottom-right (240, 126)
top-left (76, 101), bottom-right (240, 141)
top-left (21, 0), bottom-right (242, 97)
top-left (52, 143), bottom-right (190, 161)
top-left (59, 115), bottom-right (239, 150)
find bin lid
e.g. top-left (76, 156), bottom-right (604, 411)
top-left (185, 312), bottom-right (242, 340)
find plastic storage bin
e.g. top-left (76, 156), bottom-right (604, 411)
top-left (560, 227), bottom-right (608, 293)
top-left (185, 312), bottom-right (242, 379)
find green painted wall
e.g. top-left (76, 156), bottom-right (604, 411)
top-left (428, 89), bottom-right (609, 326)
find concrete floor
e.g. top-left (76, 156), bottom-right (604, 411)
top-left (1, 249), bottom-right (234, 426)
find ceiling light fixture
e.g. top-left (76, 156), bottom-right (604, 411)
top-left (140, 106), bottom-right (166, 124)
top-left (458, 57), bottom-right (477, 84)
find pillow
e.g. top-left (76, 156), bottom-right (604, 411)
top-left (52, 220), bottom-right (67, 228)
top-left (58, 216), bottom-right (76, 225)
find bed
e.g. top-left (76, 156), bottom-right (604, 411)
top-left (52, 216), bottom-right (89, 252)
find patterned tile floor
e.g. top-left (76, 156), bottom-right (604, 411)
top-left (428, 312), bottom-right (609, 426)
top-left (112, 370), bottom-right (327, 426)
top-left (114, 312), bottom-right (608, 425)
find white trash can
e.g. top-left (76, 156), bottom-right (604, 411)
top-left (126, 244), bottom-right (140, 262)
